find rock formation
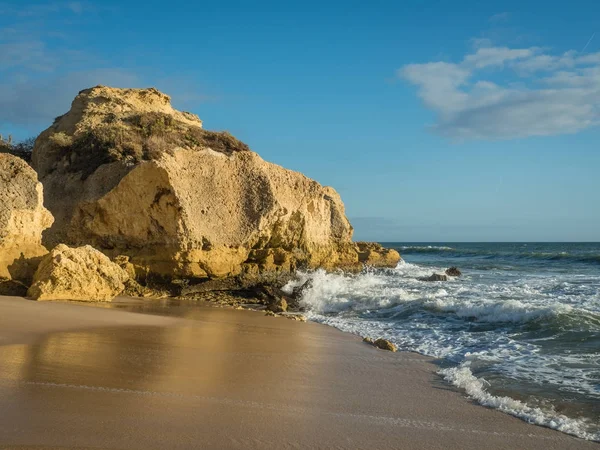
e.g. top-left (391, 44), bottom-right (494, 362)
top-left (32, 86), bottom-right (400, 281)
top-left (27, 244), bottom-right (129, 301)
top-left (356, 242), bottom-right (401, 267)
top-left (0, 153), bottom-right (53, 281)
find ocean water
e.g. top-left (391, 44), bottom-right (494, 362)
top-left (283, 242), bottom-right (600, 441)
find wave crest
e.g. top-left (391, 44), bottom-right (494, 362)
top-left (440, 365), bottom-right (599, 441)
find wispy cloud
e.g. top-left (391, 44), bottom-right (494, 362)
top-left (0, 69), bottom-right (140, 127)
top-left (489, 12), bottom-right (510, 23)
top-left (399, 41), bottom-right (600, 140)
top-left (0, 2), bottom-right (212, 136)
top-left (0, 4), bottom-right (135, 133)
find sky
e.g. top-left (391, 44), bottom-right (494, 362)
top-left (1, 0), bottom-right (599, 242)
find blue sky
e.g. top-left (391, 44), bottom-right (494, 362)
top-left (1, 0), bottom-right (599, 241)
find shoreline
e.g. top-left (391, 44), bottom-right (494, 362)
top-left (0, 295), bottom-right (597, 449)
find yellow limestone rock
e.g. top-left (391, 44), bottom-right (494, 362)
top-left (28, 244), bottom-right (129, 301)
top-left (0, 153), bottom-right (53, 281)
top-left (32, 86), bottom-right (400, 279)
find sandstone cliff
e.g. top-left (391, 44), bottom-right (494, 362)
top-left (32, 86), bottom-right (399, 280)
top-left (0, 153), bottom-right (53, 281)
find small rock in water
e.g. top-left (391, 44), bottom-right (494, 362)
top-left (373, 338), bottom-right (397, 352)
top-left (363, 337), bottom-right (374, 344)
top-left (419, 273), bottom-right (448, 282)
top-left (445, 267), bottom-right (462, 277)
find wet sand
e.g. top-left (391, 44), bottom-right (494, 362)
top-left (0, 295), bottom-right (597, 450)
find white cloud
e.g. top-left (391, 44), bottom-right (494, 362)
top-left (463, 46), bottom-right (536, 69)
top-left (401, 62), bottom-right (470, 114)
top-left (399, 43), bottom-right (600, 140)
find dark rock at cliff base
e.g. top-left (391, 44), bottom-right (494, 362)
top-left (267, 297), bottom-right (288, 313)
top-left (445, 267), bottom-right (462, 277)
top-left (286, 279), bottom-right (313, 310)
top-left (0, 279), bottom-right (29, 296)
top-left (419, 273), bottom-right (448, 282)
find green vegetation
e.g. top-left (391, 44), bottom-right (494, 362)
top-left (0, 135), bottom-right (35, 163)
top-left (49, 111), bottom-right (250, 179)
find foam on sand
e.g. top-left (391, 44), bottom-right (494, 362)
top-left (440, 364), bottom-right (600, 441)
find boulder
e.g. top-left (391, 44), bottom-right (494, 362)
top-left (355, 242), bottom-right (401, 268)
top-left (27, 244), bottom-right (129, 301)
top-left (0, 153), bottom-right (54, 282)
top-left (419, 273), bottom-right (448, 282)
top-left (32, 86), bottom-right (400, 280)
top-left (445, 267), bottom-right (462, 277)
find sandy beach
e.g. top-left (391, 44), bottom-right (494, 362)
top-left (0, 295), bottom-right (596, 450)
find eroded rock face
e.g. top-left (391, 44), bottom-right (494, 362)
top-left (27, 244), bottom-right (129, 301)
top-left (0, 154), bottom-right (53, 281)
top-left (33, 86), bottom-right (399, 280)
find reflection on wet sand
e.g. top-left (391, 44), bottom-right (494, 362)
top-left (1, 304), bottom-right (323, 405)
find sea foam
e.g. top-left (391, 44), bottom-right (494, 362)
top-left (440, 364), bottom-right (600, 441)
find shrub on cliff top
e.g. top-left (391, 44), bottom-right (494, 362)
top-left (0, 136), bottom-right (35, 163)
top-left (48, 111), bottom-right (250, 179)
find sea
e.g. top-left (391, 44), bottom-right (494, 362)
top-left (282, 242), bottom-right (600, 441)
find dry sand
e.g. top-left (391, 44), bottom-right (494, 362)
top-left (0, 295), bottom-right (597, 450)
